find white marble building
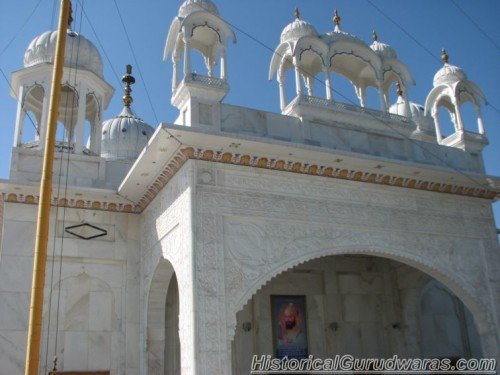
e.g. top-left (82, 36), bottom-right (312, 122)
top-left (0, 1), bottom-right (499, 374)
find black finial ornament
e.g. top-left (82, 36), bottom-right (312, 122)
top-left (372, 30), bottom-right (378, 42)
top-left (294, 7), bottom-right (300, 20)
top-left (333, 10), bottom-right (341, 26)
top-left (121, 64), bottom-right (136, 107)
top-left (441, 48), bottom-right (449, 64)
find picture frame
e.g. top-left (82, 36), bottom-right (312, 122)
top-left (270, 295), bottom-right (308, 359)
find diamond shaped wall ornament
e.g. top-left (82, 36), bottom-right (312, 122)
top-left (65, 222), bottom-right (108, 240)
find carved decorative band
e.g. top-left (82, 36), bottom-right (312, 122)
top-left (4, 146), bottom-right (496, 214)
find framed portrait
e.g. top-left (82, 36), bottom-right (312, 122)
top-left (271, 295), bottom-right (308, 359)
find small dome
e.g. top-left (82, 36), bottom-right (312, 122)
top-left (370, 41), bottom-right (397, 59)
top-left (179, 0), bottom-right (219, 17)
top-left (24, 29), bottom-right (103, 77)
top-left (369, 32), bottom-right (397, 59)
top-left (101, 107), bottom-right (155, 160)
top-left (281, 18), bottom-right (318, 43)
top-left (389, 96), bottom-right (434, 130)
top-left (433, 63), bottom-right (467, 87)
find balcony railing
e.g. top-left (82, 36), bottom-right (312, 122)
top-left (297, 95), bottom-right (412, 124)
top-left (184, 73), bottom-right (227, 89)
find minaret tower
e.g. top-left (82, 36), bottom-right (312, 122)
top-left (164, 0), bottom-right (236, 127)
top-left (10, 17), bottom-right (114, 155)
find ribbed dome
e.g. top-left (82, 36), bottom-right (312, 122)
top-left (433, 63), bottom-right (467, 87)
top-left (370, 40), bottom-right (397, 59)
top-left (24, 29), bottom-right (103, 77)
top-left (281, 19), bottom-right (318, 43)
top-left (322, 26), bottom-right (366, 46)
top-left (101, 107), bottom-right (155, 160)
top-left (389, 96), bottom-right (433, 129)
top-left (179, 0), bottom-right (219, 17)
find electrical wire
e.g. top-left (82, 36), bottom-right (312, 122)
top-left (75, 0), bottom-right (122, 87)
top-left (112, 0), bottom-right (159, 124)
top-left (43, 1), bottom-right (85, 372)
top-left (0, 67), bottom-right (39, 135)
top-left (450, 0), bottom-right (500, 53)
top-left (0, 0), bottom-right (44, 59)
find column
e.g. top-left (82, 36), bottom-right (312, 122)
top-left (38, 84), bottom-right (51, 150)
top-left (377, 81), bottom-right (387, 112)
top-left (293, 56), bottom-right (302, 97)
top-left (453, 102), bottom-right (464, 132)
top-left (402, 89), bottom-right (411, 118)
top-left (359, 86), bottom-right (366, 108)
top-left (432, 107), bottom-right (443, 143)
top-left (74, 82), bottom-right (87, 154)
top-left (324, 69), bottom-right (332, 101)
top-left (220, 47), bottom-right (227, 81)
top-left (92, 98), bottom-right (103, 155)
top-left (13, 85), bottom-right (26, 147)
top-left (476, 106), bottom-right (485, 135)
top-left (184, 38), bottom-right (191, 78)
top-left (172, 55), bottom-right (179, 92)
top-left (278, 70), bottom-right (286, 111)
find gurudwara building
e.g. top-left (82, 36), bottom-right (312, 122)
top-left (0, 1), bottom-right (499, 374)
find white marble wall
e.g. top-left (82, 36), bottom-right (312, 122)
top-left (0, 202), bottom-right (141, 374)
top-left (189, 160), bottom-right (499, 374)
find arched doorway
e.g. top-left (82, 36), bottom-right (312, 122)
top-left (231, 255), bottom-right (482, 374)
top-left (147, 258), bottom-right (180, 375)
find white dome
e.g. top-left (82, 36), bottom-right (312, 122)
top-left (101, 107), bottom-right (155, 160)
top-left (24, 29), bottom-right (103, 77)
top-left (433, 63), bottom-right (467, 87)
top-left (281, 19), bottom-right (318, 43)
top-left (321, 26), bottom-right (366, 46)
top-left (389, 97), bottom-right (434, 130)
top-left (179, 0), bottom-right (219, 17)
top-left (370, 40), bottom-right (397, 59)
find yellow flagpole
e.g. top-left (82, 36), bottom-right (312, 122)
top-left (25, 1), bottom-right (71, 374)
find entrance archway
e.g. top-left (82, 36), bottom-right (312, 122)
top-left (146, 258), bottom-right (180, 375)
top-left (231, 255), bottom-right (483, 374)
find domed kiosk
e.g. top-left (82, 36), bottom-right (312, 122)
top-left (11, 28), bottom-right (114, 155)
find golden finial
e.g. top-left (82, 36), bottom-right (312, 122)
top-left (121, 64), bottom-right (136, 107)
top-left (294, 7), bottom-right (300, 20)
top-left (441, 48), bottom-right (449, 64)
top-left (333, 10), bottom-right (341, 26)
top-left (396, 82), bottom-right (403, 97)
top-left (372, 30), bottom-right (378, 42)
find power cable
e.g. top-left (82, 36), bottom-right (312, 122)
top-left (112, 0), bottom-right (159, 124)
top-left (75, 0), bottom-right (122, 87)
top-left (0, 0), bottom-right (44, 59)
top-left (0, 67), bottom-right (39, 135)
top-left (450, 0), bottom-right (500, 53)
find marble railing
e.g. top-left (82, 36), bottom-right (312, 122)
top-left (185, 73), bottom-right (226, 89)
top-left (298, 95), bottom-right (412, 124)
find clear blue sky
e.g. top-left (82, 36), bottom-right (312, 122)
top-left (0, 0), bottom-right (499, 224)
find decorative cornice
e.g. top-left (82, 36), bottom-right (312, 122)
top-left (3, 146), bottom-right (496, 214)
top-left (134, 146), bottom-right (496, 212)
top-left (1, 192), bottom-right (138, 213)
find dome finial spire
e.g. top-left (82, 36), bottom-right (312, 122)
top-left (121, 64), bottom-right (136, 107)
top-left (294, 7), bottom-right (300, 20)
top-left (396, 82), bottom-right (403, 97)
top-left (441, 48), bottom-right (449, 64)
top-left (333, 9), bottom-right (341, 27)
top-left (372, 30), bottom-right (378, 42)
